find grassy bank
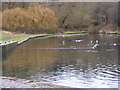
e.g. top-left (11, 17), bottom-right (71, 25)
top-left (0, 31), bottom-right (49, 43)
top-left (0, 30), bottom-right (88, 45)
top-left (0, 29), bottom-right (119, 46)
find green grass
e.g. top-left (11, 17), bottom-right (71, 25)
top-left (109, 31), bottom-right (118, 34)
top-left (0, 32), bottom-right (49, 43)
top-left (63, 30), bottom-right (88, 34)
top-left (0, 33), bottom-right (13, 39)
top-left (63, 31), bottom-right (78, 34)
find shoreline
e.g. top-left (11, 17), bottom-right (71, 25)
top-left (0, 76), bottom-right (70, 88)
top-left (0, 31), bottom-right (88, 46)
top-left (1, 30), bottom-right (119, 47)
top-left (17, 33), bottom-right (89, 45)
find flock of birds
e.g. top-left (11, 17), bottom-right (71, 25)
top-left (72, 39), bottom-right (99, 49)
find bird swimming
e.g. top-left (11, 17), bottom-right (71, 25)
top-left (92, 40), bottom-right (99, 49)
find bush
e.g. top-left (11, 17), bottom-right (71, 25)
top-left (1, 6), bottom-right (58, 34)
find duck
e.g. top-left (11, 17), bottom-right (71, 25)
top-left (92, 40), bottom-right (99, 49)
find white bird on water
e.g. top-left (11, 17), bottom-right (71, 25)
top-left (92, 40), bottom-right (99, 49)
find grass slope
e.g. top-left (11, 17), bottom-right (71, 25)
top-left (0, 31), bottom-right (49, 43)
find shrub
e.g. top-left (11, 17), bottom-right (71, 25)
top-left (1, 6), bottom-right (58, 34)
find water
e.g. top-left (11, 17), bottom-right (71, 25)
top-left (3, 34), bottom-right (119, 88)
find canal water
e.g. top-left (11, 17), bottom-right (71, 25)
top-left (2, 34), bottom-right (119, 88)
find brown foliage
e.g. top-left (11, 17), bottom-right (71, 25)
top-left (1, 2), bottom-right (118, 33)
top-left (1, 6), bottom-right (58, 34)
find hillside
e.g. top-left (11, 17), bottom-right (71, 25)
top-left (38, 2), bottom-right (118, 33)
top-left (1, 2), bottom-right (119, 33)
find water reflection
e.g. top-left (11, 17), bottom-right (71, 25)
top-left (3, 34), bottom-right (119, 88)
top-left (3, 38), bottom-right (60, 77)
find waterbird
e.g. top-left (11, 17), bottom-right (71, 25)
top-left (95, 40), bottom-right (99, 43)
top-left (73, 40), bottom-right (84, 42)
top-left (92, 40), bottom-right (99, 49)
top-left (113, 43), bottom-right (117, 46)
top-left (90, 40), bottom-right (93, 43)
top-left (62, 40), bottom-right (65, 45)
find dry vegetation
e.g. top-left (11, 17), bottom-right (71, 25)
top-left (1, 6), bottom-right (58, 34)
top-left (47, 2), bottom-right (118, 32)
top-left (1, 2), bottom-right (119, 34)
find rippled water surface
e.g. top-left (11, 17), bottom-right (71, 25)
top-left (3, 34), bottom-right (119, 88)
